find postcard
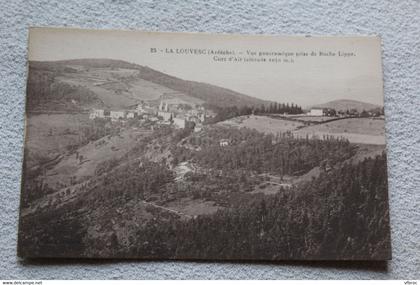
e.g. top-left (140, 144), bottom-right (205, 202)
top-left (18, 28), bottom-right (391, 260)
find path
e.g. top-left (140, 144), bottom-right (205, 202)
top-left (140, 200), bottom-right (192, 218)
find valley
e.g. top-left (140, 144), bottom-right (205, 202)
top-left (18, 59), bottom-right (390, 260)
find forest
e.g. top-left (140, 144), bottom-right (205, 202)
top-left (127, 153), bottom-right (391, 260)
top-left (18, 125), bottom-right (391, 260)
top-left (172, 126), bottom-right (356, 176)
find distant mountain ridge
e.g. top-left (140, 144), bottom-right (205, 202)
top-left (311, 99), bottom-right (381, 112)
top-left (27, 59), bottom-right (269, 111)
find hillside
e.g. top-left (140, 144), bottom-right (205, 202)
top-left (312, 99), bottom-right (381, 112)
top-left (26, 59), bottom-right (268, 112)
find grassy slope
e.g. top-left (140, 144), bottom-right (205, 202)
top-left (219, 115), bottom-right (304, 133)
top-left (221, 115), bottom-right (386, 145)
top-left (28, 59), bottom-right (268, 111)
top-left (293, 118), bottom-right (386, 145)
top-left (24, 113), bottom-right (91, 167)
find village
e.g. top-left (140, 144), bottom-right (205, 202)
top-left (20, 55), bottom-right (390, 261)
top-left (89, 101), bottom-right (216, 133)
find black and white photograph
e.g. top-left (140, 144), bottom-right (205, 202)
top-left (18, 28), bottom-right (391, 260)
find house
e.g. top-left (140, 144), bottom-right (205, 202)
top-left (173, 116), bottom-right (186, 129)
top-left (126, 111), bottom-right (135, 119)
top-left (158, 111), bottom-right (172, 122)
top-left (158, 120), bottom-right (171, 125)
top-left (188, 109), bottom-right (199, 116)
top-left (159, 101), bottom-right (170, 112)
top-left (187, 115), bottom-right (201, 124)
top-left (110, 110), bottom-right (125, 121)
top-left (205, 110), bottom-right (216, 119)
top-left (89, 109), bottom-right (105, 120)
top-left (194, 123), bottom-right (203, 132)
top-left (309, 108), bottom-right (324, 116)
top-left (219, 139), bottom-right (230, 147)
top-left (323, 108), bottom-right (336, 117)
top-left (136, 103), bottom-right (156, 115)
top-left (136, 104), bottom-right (145, 114)
top-left (146, 106), bottom-right (157, 114)
top-left (199, 113), bottom-right (205, 122)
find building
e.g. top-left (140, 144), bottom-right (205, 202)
top-left (159, 101), bottom-right (169, 112)
top-left (309, 108), bottom-right (324, 116)
top-left (126, 111), bottom-right (135, 119)
top-left (323, 108), bottom-right (336, 117)
top-left (110, 110), bottom-right (125, 121)
top-left (89, 109), bottom-right (105, 120)
top-left (158, 120), bottom-right (171, 125)
top-left (194, 123), bottom-right (203, 132)
top-left (205, 110), bottom-right (216, 119)
top-left (136, 104), bottom-right (146, 114)
top-left (187, 115), bottom-right (201, 124)
top-left (219, 139), bottom-right (230, 147)
top-left (142, 113), bottom-right (151, 120)
top-left (158, 111), bottom-right (172, 122)
top-left (188, 109), bottom-right (199, 116)
top-left (137, 104), bottom-right (156, 115)
top-left (173, 116), bottom-right (186, 129)
top-left (199, 113), bottom-right (205, 122)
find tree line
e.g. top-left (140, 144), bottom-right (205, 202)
top-left (208, 102), bottom-right (303, 123)
top-left (172, 127), bottom-right (356, 177)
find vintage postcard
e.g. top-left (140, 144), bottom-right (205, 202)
top-left (18, 28), bottom-right (391, 260)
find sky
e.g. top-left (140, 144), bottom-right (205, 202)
top-left (28, 28), bottom-right (385, 107)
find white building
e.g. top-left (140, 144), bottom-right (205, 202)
top-left (110, 111), bottom-right (125, 121)
top-left (194, 123), bottom-right (203, 132)
top-left (309, 108), bottom-right (324, 116)
top-left (126, 111), bottom-right (135, 119)
top-left (158, 120), bottom-right (171, 125)
top-left (188, 109), bottom-right (199, 116)
top-left (205, 110), bottom-right (216, 119)
top-left (136, 103), bottom-right (156, 115)
top-left (187, 115), bottom-right (201, 124)
top-left (136, 104), bottom-right (145, 114)
top-left (89, 109), bottom-right (105, 120)
top-left (159, 101), bottom-right (169, 112)
top-left (173, 117), bottom-right (186, 129)
top-left (158, 111), bottom-right (172, 122)
top-left (199, 113), bottom-right (205, 122)
top-left (219, 139), bottom-right (230, 147)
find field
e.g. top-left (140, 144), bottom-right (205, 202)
top-left (24, 113), bottom-right (90, 167)
top-left (56, 68), bottom-right (204, 109)
top-left (220, 115), bottom-right (386, 145)
top-left (269, 114), bottom-right (334, 123)
top-left (296, 117), bottom-right (385, 135)
top-left (287, 115), bottom-right (334, 122)
top-left (166, 198), bottom-right (220, 217)
top-left (44, 128), bottom-right (148, 187)
top-left (293, 117), bottom-right (385, 145)
top-left (219, 115), bottom-right (304, 133)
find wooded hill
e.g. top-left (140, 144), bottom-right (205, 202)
top-left (311, 99), bottom-right (381, 113)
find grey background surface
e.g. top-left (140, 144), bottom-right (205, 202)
top-left (0, 0), bottom-right (419, 280)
